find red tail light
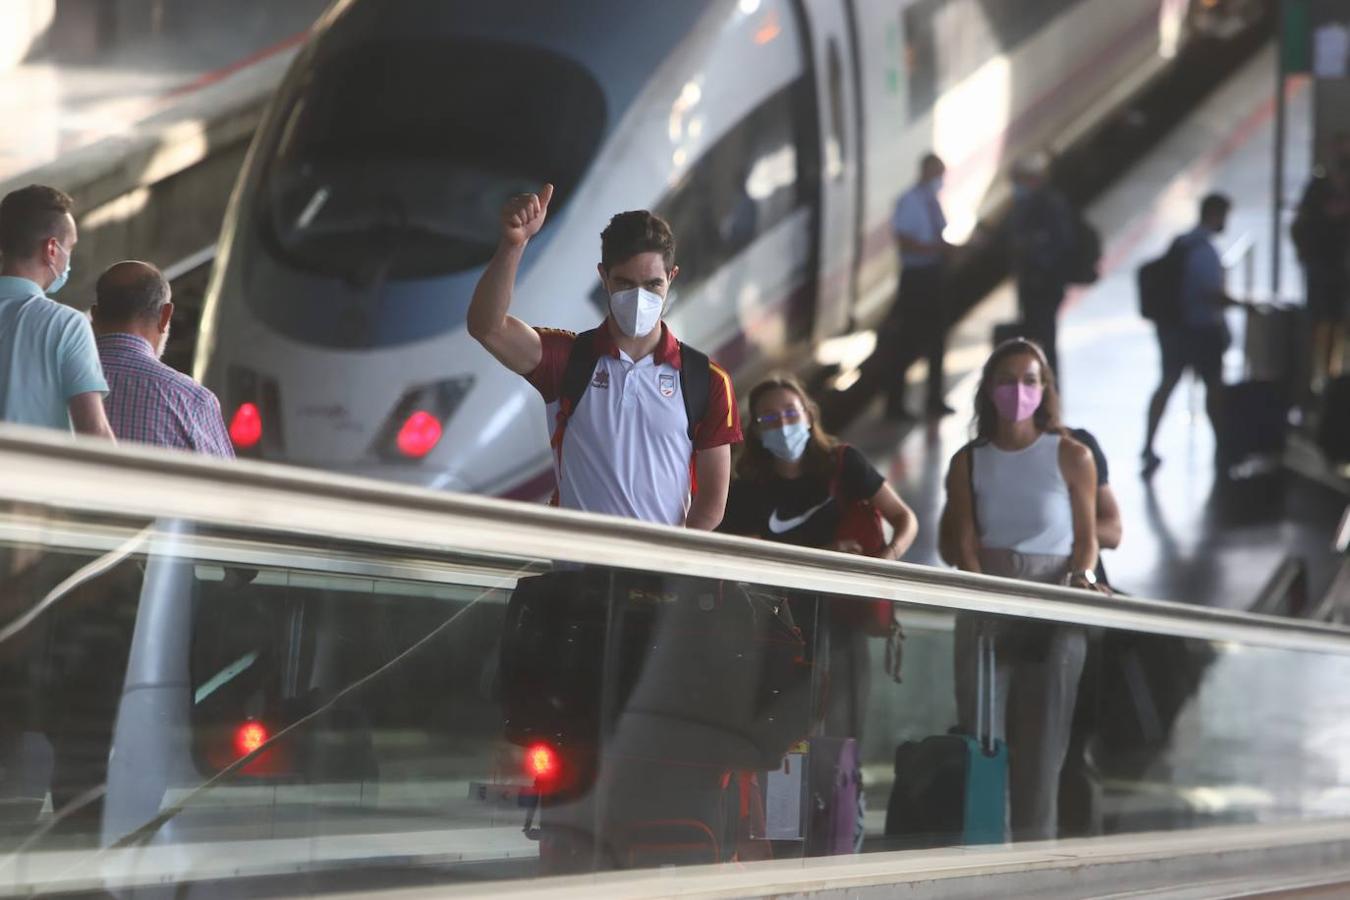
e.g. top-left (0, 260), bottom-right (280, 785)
top-left (525, 742), bottom-right (560, 782)
top-left (396, 410), bottom-right (442, 458)
top-left (229, 402), bottom-right (263, 449)
top-left (212, 719), bottom-right (289, 777)
top-left (234, 721), bottom-right (269, 757)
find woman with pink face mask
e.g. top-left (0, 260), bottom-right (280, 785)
top-left (944, 337), bottom-right (1102, 589)
top-left (940, 337), bottom-right (1104, 843)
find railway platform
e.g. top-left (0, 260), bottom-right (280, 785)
top-left (844, 42), bottom-right (1349, 613)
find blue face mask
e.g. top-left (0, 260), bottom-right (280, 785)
top-left (760, 420), bottom-right (811, 462)
top-left (47, 243), bottom-right (72, 295)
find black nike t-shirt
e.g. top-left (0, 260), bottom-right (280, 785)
top-left (720, 445), bottom-right (885, 549)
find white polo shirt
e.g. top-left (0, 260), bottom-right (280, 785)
top-left (526, 321), bottom-right (741, 526)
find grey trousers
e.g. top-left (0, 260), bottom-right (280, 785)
top-left (954, 549), bottom-right (1087, 843)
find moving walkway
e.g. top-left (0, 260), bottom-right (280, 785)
top-left (1, 427), bottom-right (1349, 898)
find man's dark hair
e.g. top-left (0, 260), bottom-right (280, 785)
top-left (600, 210), bottom-right (676, 272)
top-left (0, 185), bottom-right (75, 261)
top-left (93, 261), bottom-right (170, 326)
top-left (1200, 193), bottom-right (1231, 222)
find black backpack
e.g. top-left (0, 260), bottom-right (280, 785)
top-left (497, 569), bottom-right (814, 778)
top-left (554, 328), bottom-right (712, 446)
top-left (1066, 211), bottom-right (1102, 286)
top-left (1136, 238), bottom-right (1190, 324)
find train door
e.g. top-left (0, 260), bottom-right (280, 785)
top-left (800, 0), bottom-right (862, 342)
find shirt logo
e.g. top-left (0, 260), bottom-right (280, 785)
top-left (591, 370), bottom-right (610, 390)
top-left (767, 498), bottom-right (834, 535)
top-left (658, 373), bottom-right (676, 398)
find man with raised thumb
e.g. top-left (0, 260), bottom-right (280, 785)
top-left (468, 186), bottom-right (741, 529)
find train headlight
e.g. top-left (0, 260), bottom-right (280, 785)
top-left (229, 403), bottom-right (263, 449)
top-left (395, 410), bottom-right (443, 459)
top-left (227, 366), bottom-right (283, 457)
top-left (373, 376), bottom-right (474, 463)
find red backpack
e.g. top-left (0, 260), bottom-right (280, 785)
top-left (829, 445), bottom-right (896, 637)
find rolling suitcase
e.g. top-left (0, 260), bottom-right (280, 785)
top-left (1243, 303), bottom-right (1309, 398)
top-left (883, 629), bottom-right (1006, 846)
top-left (1216, 380), bottom-right (1287, 467)
top-left (804, 737), bottom-right (864, 856)
top-left (499, 571), bottom-right (813, 773)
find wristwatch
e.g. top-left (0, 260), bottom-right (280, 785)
top-left (1064, 568), bottom-right (1098, 588)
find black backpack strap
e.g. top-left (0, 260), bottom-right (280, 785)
top-left (677, 343), bottom-right (711, 443)
top-left (558, 329), bottom-right (601, 423)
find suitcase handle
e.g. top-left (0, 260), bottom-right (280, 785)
top-left (976, 629), bottom-right (996, 755)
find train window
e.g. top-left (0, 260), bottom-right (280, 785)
top-left (259, 40), bottom-right (606, 282)
top-left (654, 81), bottom-right (809, 299)
top-left (903, 0), bottom-right (1087, 121)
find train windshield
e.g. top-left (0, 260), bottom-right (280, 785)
top-left (260, 40), bottom-right (606, 282)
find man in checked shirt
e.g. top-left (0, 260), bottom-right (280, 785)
top-left (92, 261), bottom-right (233, 458)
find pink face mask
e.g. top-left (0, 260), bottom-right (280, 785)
top-left (992, 383), bottom-right (1043, 423)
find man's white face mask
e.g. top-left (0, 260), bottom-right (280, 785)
top-left (608, 286), bottom-right (665, 338)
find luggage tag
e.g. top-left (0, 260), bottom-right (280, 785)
top-left (755, 740), bottom-right (808, 841)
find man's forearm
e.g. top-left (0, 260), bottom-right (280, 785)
top-left (685, 500), bottom-right (724, 531)
top-left (467, 242), bottom-right (524, 341)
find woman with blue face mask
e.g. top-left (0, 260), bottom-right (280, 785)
top-left (720, 374), bottom-right (917, 558)
top-left (721, 374), bottom-right (917, 751)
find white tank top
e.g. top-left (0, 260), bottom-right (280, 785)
top-left (970, 433), bottom-right (1074, 556)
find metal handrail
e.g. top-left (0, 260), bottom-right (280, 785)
top-left (4, 424), bottom-right (1350, 654)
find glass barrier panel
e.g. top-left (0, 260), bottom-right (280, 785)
top-left (3, 501), bottom-right (1350, 896)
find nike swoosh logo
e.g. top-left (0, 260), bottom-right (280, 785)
top-left (767, 498), bottom-right (834, 535)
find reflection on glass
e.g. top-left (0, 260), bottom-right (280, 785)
top-left (3, 503), bottom-right (1350, 895)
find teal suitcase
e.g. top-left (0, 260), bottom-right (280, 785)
top-left (885, 630), bottom-right (1008, 846)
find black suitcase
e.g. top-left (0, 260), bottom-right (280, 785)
top-left (498, 570), bottom-right (813, 774)
top-left (1318, 375), bottom-right (1350, 463)
top-left (1216, 380), bottom-right (1288, 466)
top-left (1242, 303), bottom-right (1309, 398)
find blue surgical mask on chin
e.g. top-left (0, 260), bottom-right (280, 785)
top-left (47, 244), bottom-right (71, 295)
top-left (760, 420), bottom-right (811, 462)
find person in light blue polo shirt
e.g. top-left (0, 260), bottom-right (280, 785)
top-left (882, 152), bottom-right (955, 421)
top-left (0, 185), bottom-right (113, 438)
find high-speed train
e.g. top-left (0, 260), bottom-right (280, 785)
top-left (195, 0), bottom-right (1245, 497)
